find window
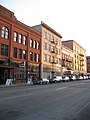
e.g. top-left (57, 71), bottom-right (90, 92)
top-left (48, 34), bottom-right (51, 41)
top-left (44, 32), bottom-right (47, 39)
top-left (44, 54), bottom-right (47, 62)
top-left (23, 36), bottom-right (27, 45)
top-left (49, 55), bottom-right (51, 62)
top-left (48, 45), bottom-right (51, 51)
top-left (51, 36), bottom-right (54, 42)
top-left (51, 46), bottom-right (54, 52)
top-left (58, 49), bottom-right (60, 55)
top-left (2, 26), bottom-right (9, 39)
top-left (33, 40), bottom-right (37, 48)
top-left (37, 54), bottom-right (40, 62)
top-left (14, 47), bottom-right (17, 58)
top-left (30, 39), bottom-right (33, 47)
top-left (44, 43), bottom-right (47, 50)
top-left (34, 53), bottom-right (37, 62)
top-left (19, 49), bottom-right (22, 59)
top-left (23, 50), bottom-right (26, 60)
top-left (30, 52), bottom-right (33, 61)
top-left (1, 44), bottom-right (8, 56)
top-left (14, 32), bottom-right (18, 42)
top-left (57, 40), bottom-right (60, 46)
top-left (19, 34), bottom-right (22, 43)
top-left (37, 42), bottom-right (40, 49)
top-left (51, 56), bottom-right (54, 62)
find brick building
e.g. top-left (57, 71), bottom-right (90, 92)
top-left (0, 5), bottom-right (41, 84)
top-left (33, 21), bottom-right (62, 79)
top-left (86, 56), bottom-right (90, 73)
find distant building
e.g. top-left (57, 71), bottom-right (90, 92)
top-left (62, 45), bottom-right (73, 76)
top-left (62, 40), bottom-right (87, 76)
top-left (86, 56), bottom-right (90, 73)
top-left (33, 21), bottom-right (62, 79)
top-left (0, 5), bottom-right (41, 84)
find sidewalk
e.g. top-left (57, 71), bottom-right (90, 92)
top-left (0, 83), bottom-right (33, 88)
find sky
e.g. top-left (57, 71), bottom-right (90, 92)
top-left (0, 0), bottom-right (90, 56)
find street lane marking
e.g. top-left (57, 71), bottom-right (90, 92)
top-left (71, 101), bottom-right (90, 119)
top-left (56, 87), bottom-right (67, 91)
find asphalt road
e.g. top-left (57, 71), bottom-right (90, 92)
top-left (0, 80), bottom-right (90, 120)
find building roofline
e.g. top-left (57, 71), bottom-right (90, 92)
top-left (62, 40), bottom-right (86, 51)
top-left (41, 21), bottom-right (62, 38)
top-left (0, 5), bottom-right (41, 36)
top-left (62, 44), bottom-right (73, 53)
top-left (0, 5), bottom-right (14, 14)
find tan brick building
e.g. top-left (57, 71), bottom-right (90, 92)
top-left (62, 40), bottom-right (87, 76)
top-left (33, 21), bottom-right (62, 79)
top-left (0, 5), bottom-right (41, 84)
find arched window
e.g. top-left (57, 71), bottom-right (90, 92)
top-left (2, 26), bottom-right (9, 39)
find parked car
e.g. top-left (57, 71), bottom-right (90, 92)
top-left (33, 78), bottom-right (49, 85)
top-left (70, 76), bottom-right (77, 81)
top-left (83, 76), bottom-right (88, 80)
top-left (79, 76), bottom-right (83, 80)
top-left (62, 76), bottom-right (69, 82)
top-left (76, 76), bottom-right (83, 80)
top-left (50, 76), bottom-right (62, 83)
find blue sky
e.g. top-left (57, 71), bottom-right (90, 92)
top-left (1, 0), bottom-right (90, 55)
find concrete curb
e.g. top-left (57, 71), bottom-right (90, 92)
top-left (0, 83), bottom-right (33, 88)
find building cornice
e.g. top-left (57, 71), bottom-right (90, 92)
top-left (41, 21), bottom-right (62, 38)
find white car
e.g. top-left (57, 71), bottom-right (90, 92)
top-left (72, 76), bottom-right (77, 81)
top-left (79, 76), bottom-right (83, 80)
top-left (62, 76), bottom-right (69, 82)
top-left (51, 76), bottom-right (62, 83)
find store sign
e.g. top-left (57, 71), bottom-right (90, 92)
top-left (5, 79), bottom-right (13, 86)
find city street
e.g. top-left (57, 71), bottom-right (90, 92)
top-left (0, 80), bottom-right (90, 120)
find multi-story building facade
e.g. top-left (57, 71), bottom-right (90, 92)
top-left (62, 40), bottom-right (87, 76)
top-left (0, 5), bottom-right (41, 84)
top-left (33, 21), bottom-right (62, 79)
top-left (62, 45), bottom-right (73, 76)
top-left (86, 56), bottom-right (90, 73)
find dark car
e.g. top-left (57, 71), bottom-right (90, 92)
top-left (33, 78), bottom-right (49, 85)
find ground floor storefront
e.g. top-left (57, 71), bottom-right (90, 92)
top-left (0, 62), bottom-right (40, 84)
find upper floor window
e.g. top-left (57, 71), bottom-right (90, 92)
top-left (23, 50), bottom-right (26, 60)
top-left (14, 32), bottom-right (18, 42)
top-left (57, 40), bottom-right (60, 46)
top-left (37, 54), bottom-right (40, 62)
top-left (48, 34), bottom-right (51, 41)
top-left (34, 53), bottom-right (37, 62)
top-left (44, 32), bottom-right (47, 39)
top-left (2, 26), bottom-right (9, 39)
top-left (48, 45), bottom-right (51, 51)
top-left (23, 36), bottom-right (27, 45)
top-left (19, 49), bottom-right (22, 59)
top-left (30, 52), bottom-right (33, 61)
top-left (44, 42), bottom-right (47, 50)
top-left (44, 54), bottom-right (47, 62)
top-left (51, 36), bottom-right (54, 42)
top-left (33, 40), bottom-right (37, 49)
top-left (51, 56), bottom-right (54, 62)
top-left (13, 47), bottom-right (17, 58)
top-left (19, 34), bottom-right (22, 44)
top-left (37, 42), bottom-right (40, 50)
top-left (49, 55), bottom-right (51, 62)
top-left (1, 44), bottom-right (9, 56)
top-left (30, 39), bottom-right (33, 47)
